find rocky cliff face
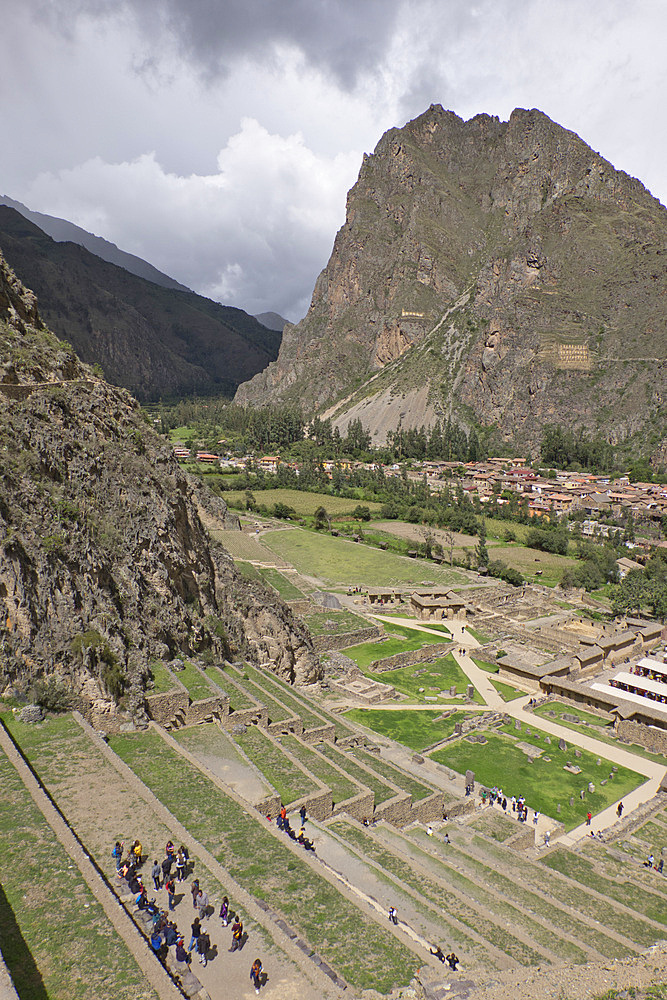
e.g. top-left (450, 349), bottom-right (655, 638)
top-left (0, 253), bottom-right (319, 714)
top-left (236, 106), bottom-right (667, 457)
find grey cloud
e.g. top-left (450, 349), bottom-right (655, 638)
top-left (26, 0), bottom-right (407, 88)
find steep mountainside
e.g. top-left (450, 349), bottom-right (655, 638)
top-left (0, 194), bottom-right (190, 291)
top-left (236, 107), bottom-right (667, 457)
top-left (0, 207), bottom-right (281, 401)
top-left (0, 252), bottom-right (319, 718)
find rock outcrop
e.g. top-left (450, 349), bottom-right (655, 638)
top-left (0, 252), bottom-right (320, 714)
top-left (236, 106), bottom-right (667, 458)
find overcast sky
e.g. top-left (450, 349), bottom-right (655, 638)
top-left (2, 0), bottom-right (666, 321)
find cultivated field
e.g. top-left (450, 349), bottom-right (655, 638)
top-left (224, 488), bottom-right (383, 516)
top-left (261, 527), bottom-right (467, 588)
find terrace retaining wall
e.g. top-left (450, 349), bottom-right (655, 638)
top-left (617, 719), bottom-right (667, 755)
top-left (145, 689), bottom-right (189, 727)
top-left (313, 627), bottom-right (379, 652)
top-left (368, 641), bottom-right (455, 673)
top-left (411, 791), bottom-right (446, 823)
top-left (184, 695), bottom-right (230, 726)
top-left (333, 789), bottom-right (375, 823)
top-left (219, 707), bottom-right (269, 729)
top-left (373, 793), bottom-right (413, 826)
top-left (267, 716), bottom-right (304, 737)
top-left (301, 723), bottom-right (336, 744)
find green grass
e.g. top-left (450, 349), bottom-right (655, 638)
top-left (232, 726), bottom-right (318, 803)
top-left (472, 835), bottom-right (660, 948)
top-left (224, 488), bottom-right (383, 516)
top-left (534, 701), bottom-right (612, 728)
top-left (258, 567), bottom-right (305, 599)
top-left (280, 735), bottom-right (359, 803)
top-left (108, 730), bottom-right (417, 990)
top-left (315, 742), bottom-right (396, 804)
top-left (344, 709), bottom-right (471, 752)
top-left (350, 747), bottom-right (439, 802)
top-left (302, 609), bottom-right (371, 636)
top-left (415, 621), bottom-right (450, 634)
top-left (409, 829), bottom-right (633, 960)
top-left (543, 849), bottom-right (667, 926)
top-left (241, 665), bottom-right (325, 729)
top-left (236, 559), bottom-right (262, 580)
top-left (431, 730), bottom-right (643, 831)
top-left (489, 677), bottom-right (526, 701)
top-left (0, 736), bottom-right (159, 1000)
top-left (230, 671), bottom-right (292, 721)
top-left (358, 654), bottom-right (484, 705)
top-left (473, 657), bottom-right (499, 673)
top-left (465, 625), bottom-right (492, 643)
top-left (210, 529), bottom-right (276, 561)
top-left (466, 812), bottom-right (518, 842)
top-left (203, 665), bottom-right (256, 709)
top-left (175, 662), bottom-right (216, 701)
top-left (332, 821), bottom-right (545, 966)
top-left (261, 527), bottom-right (467, 588)
top-left (343, 625), bottom-right (449, 670)
top-left (485, 543), bottom-right (578, 586)
top-left (149, 660), bottom-right (177, 694)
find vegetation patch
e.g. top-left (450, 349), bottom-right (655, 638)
top-left (232, 726), bottom-right (317, 804)
top-left (174, 662), bottom-right (216, 701)
top-left (344, 708), bottom-right (471, 752)
top-left (431, 730), bottom-right (643, 830)
top-left (358, 653), bottom-right (484, 705)
top-left (225, 488), bottom-right (383, 516)
top-left (302, 609), bottom-right (370, 636)
top-left (261, 528), bottom-right (467, 588)
top-left (343, 625), bottom-right (449, 670)
top-left (257, 567), bottom-right (305, 599)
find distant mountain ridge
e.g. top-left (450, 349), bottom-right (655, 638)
top-left (0, 206), bottom-right (281, 402)
top-left (0, 194), bottom-right (190, 292)
top-left (254, 310), bottom-right (289, 332)
top-left (236, 106), bottom-right (667, 461)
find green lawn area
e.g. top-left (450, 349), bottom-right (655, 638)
top-left (315, 742), bottom-right (396, 804)
top-left (241, 665), bottom-right (325, 729)
top-left (149, 660), bottom-right (177, 693)
top-left (108, 729), bottom-right (417, 990)
top-left (302, 609), bottom-right (371, 636)
top-left (232, 726), bottom-right (318, 804)
top-left (473, 657), bottom-right (499, 673)
top-left (257, 567), bottom-right (305, 599)
top-left (0, 737), bottom-right (159, 1000)
top-left (489, 677), bottom-right (526, 701)
top-left (231, 670), bottom-right (292, 722)
top-left (236, 559), bottom-right (261, 580)
top-left (261, 527), bottom-right (467, 588)
top-left (224, 488), bottom-right (383, 516)
top-left (413, 621), bottom-right (451, 634)
top-left (210, 529), bottom-right (276, 561)
top-left (343, 623), bottom-right (449, 669)
top-left (344, 708), bottom-right (471, 752)
top-left (431, 730), bottom-right (643, 830)
top-left (359, 654), bottom-right (484, 705)
top-left (465, 625), bottom-right (492, 643)
top-left (176, 662), bottom-right (216, 700)
top-left (201, 665), bottom-right (256, 709)
top-left (534, 701), bottom-right (612, 728)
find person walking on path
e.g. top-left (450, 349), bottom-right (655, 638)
top-left (230, 915), bottom-right (244, 952)
top-left (250, 958), bottom-right (263, 994)
top-left (175, 850), bottom-right (186, 882)
top-left (190, 879), bottom-right (200, 908)
top-left (388, 906), bottom-right (398, 925)
top-left (196, 927), bottom-right (210, 967)
top-left (165, 875), bottom-right (176, 911)
top-left (195, 887), bottom-right (209, 920)
top-left (586, 812), bottom-right (592, 826)
top-left (617, 801), bottom-right (624, 818)
top-left (533, 811), bottom-right (539, 826)
top-left (544, 830), bottom-right (551, 847)
top-left (188, 917), bottom-right (202, 952)
top-left (151, 860), bottom-right (161, 891)
top-left (219, 896), bottom-right (229, 926)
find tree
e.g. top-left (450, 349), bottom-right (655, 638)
top-left (313, 506), bottom-right (330, 530)
top-left (441, 529), bottom-right (456, 567)
top-left (352, 505), bottom-right (371, 522)
top-left (244, 490), bottom-right (256, 512)
top-left (475, 519), bottom-right (489, 568)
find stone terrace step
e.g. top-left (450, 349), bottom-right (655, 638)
top-left (327, 817), bottom-right (550, 969)
top-left (450, 824), bottom-right (662, 951)
top-left (369, 822), bottom-right (589, 966)
top-left (389, 823), bottom-right (629, 963)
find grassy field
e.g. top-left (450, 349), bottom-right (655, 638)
top-left (534, 701), bottom-right (613, 728)
top-left (175, 662), bottom-right (216, 700)
top-left (431, 729), bottom-right (643, 830)
top-left (358, 654), bottom-right (484, 705)
top-left (224, 489), bottom-right (383, 516)
top-left (344, 708), bottom-right (472, 751)
top-left (490, 677), bottom-right (527, 701)
top-left (532, 701), bottom-right (667, 762)
top-left (257, 566), bottom-right (305, 599)
top-left (0, 738), bottom-right (159, 1000)
top-left (210, 529), bottom-right (279, 561)
top-left (108, 729), bottom-right (417, 990)
top-left (485, 543), bottom-right (579, 586)
top-left (342, 623), bottom-right (449, 669)
top-left (261, 527), bottom-right (467, 588)
top-left (301, 609), bottom-right (370, 636)
top-left (149, 660), bottom-right (177, 693)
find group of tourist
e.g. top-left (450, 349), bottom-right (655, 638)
top-left (269, 803), bottom-right (315, 851)
top-left (112, 835), bottom-right (267, 992)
